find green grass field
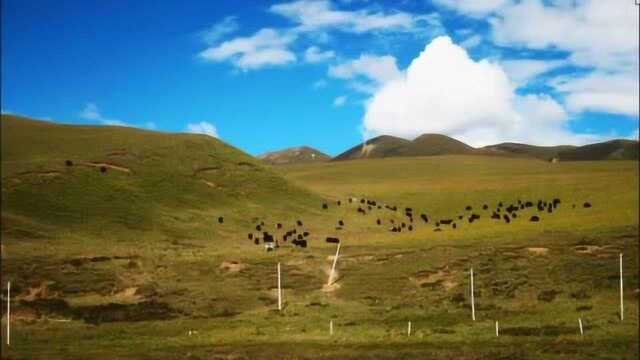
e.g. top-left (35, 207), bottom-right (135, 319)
top-left (2, 116), bottom-right (638, 359)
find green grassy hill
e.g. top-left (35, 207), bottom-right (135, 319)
top-left (333, 133), bottom-right (638, 162)
top-left (558, 139), bottom-right (639, 161)
top-left (258, 146), bottom-right (331, 165)
top-left (1, 115), bottom-right (321, 241)
top-left (481, 143), bottom-right (577, 160)
top-left (333, 133), bottom-right (474, 161)
top-left (2, 116), bottom-right (638, 359)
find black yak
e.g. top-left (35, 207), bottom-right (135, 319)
top-left (326, 237), bottom-right (340, 244)
top-left (248, 233), bottom-right (253, 240)
top-left (583, 202), bottom-right (592, 208)
top-left (297, 220), bottom-right (303, 226)
top-left (465, 205), bottom-right (472, 211)
top-left (530, 215), bottom-right (540, 222)
top-left (440, 219), bottom-right (453, 225)
top-left (218, 216), bottom-right (224, 224)
top-left (338, 220), bottom-right (344, 226)
top-left (503, 214), bottom-right (511, 223)
top-left (420, 214), bottom-right (429, 223)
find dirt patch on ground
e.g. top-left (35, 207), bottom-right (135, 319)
top-left (411, 268), bottom-right (458, 291)
top-left (74, 300), bottom-right (176, 324)
top-left (501, 325), bottom-right (581, 337)
top-left (574, 245), bottom-right (601, 254)
top-left (22, 281), bottom-right (57, 301)
top-left (220, 260), bottom-right (246, 273)
top-left (201, 179), bottom-right (217, 188)
top-left (193, 166), bottom-right (222, 175)
top-left (527, 247), bottom-right (549, 256)
top-left (106, 149), bottom-right (129, 157)
top-left (81, 162), bottom-right (131, 173)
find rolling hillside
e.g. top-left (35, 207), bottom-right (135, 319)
top-left (333, 133), bottom-right (492, 161)
top-left (1, 115), bottom-right (321, 240)
top-left (333, 133), bottom-right (638, 162)
top-left (258, 146), bottom-right (330, 165)
top-left (558, 139), bottom-right (639, 161)
top-left (481, 143), bottom-right (577, 160)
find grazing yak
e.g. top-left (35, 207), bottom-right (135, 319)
top-left (256, 224), bottom-right (262, 231)
top-left (277, 223), bottom-right (282, 229)
top-left (440, 219), bottom-right (453, 225)
top-left (218, 216), bottom-right (224, 224)
top-left (254, 238), bottom-right (260, 245)
top-left (292, 239), bottom-right (307, 248)
top-left (503, 214), bottom-right (511, 223)
top-left (483, 204), bottom-right (488, 210)
top-left (465, 205), bottom-right (472, 211)
top-left (376, 219), bottom-right (381, 225)
top-left (322, 203), bottom-right (328, 209)
top-left (583, 202), bottom-right (592, 208)
top-left (297, 220), bottom-right (303, 226)
top-left (530, 215), bottom-right (540, 222)
top-left (326, 237), bottom-right (340, 244)
top-left (491, 212), bottom-right (501, 219)
top-left (248, 233), bottom-right (253, 240)
top-left (338, 220), bottom-right (344, 226)
top-left (420, 214), bottom-right (429, 223)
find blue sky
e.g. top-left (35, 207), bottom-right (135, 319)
top-left (2, 0), bottom-right (638, 155)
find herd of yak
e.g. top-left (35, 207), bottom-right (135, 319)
top-left (217, 197), bottom-right (593, 251)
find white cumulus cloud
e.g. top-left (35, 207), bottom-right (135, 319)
top-left (361, 36), bottom-right (604, 146)
top-left (199, 28), bottom-right (296, 70)
top-left (551, 71), bottom-right (639, 116)
top-left (186, 121), bottom-right (219, 138)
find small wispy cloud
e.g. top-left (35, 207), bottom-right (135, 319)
top-left (312, 79), bottom-right (328, 89)
top-left (333, 95), bottom-right (347, 107)
top-left (186, 121), bottom-right (219, 138)
top-left (304, 46), bottom-right (335, 63)
top-left (200, 16), bottom-right (239, 45)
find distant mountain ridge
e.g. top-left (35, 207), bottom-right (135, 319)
top-left (331, 134), bottom-right (639, 162)
top-left (258, 146), bottom-right (330, 165)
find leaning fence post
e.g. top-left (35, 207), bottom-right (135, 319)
top-left (328, 243), bottom-right (341, 286)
